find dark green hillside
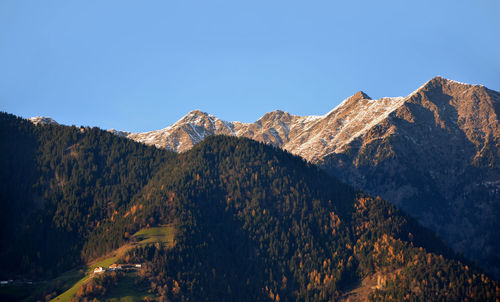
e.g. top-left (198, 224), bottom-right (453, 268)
top-left (0, 112), bottom-right (171, 278)
top-left (0, 112), bottom-right (498, 301)
top-left (90, 136), bottom-right (499, 301)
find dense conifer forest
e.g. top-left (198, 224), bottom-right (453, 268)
top-left (0, 112), bottom-right (499, 301)
top-left (0, 113), bottom-right (170, 277)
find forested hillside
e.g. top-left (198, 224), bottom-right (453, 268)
top-left (0, 112), bottom-right (171, 278)
top-left (109, 136), bottom-right (498, 301)
top-left (0, 112), bottom-right (498, 301)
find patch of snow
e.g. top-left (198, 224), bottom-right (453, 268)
top-left (339, 97), bottom-right (405, 145)
top-left (121, 93), bottom-right (407, 157)
top-left (28, 116), bottom-right (59, 125)
top-left (301, 115), bottom-right (322, 123)
top-left (322, 95), bottom-right (354, 117)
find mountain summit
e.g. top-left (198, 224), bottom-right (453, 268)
top-left (28, 116), bottom-right (58, 125)
top-left (124, 90), bottom-right (405, 161)
top-left (321, 77), bottom-right (500, 277)
top-left (114, 77), bottom-right (500, 278)
top-left (348, 90), bottom-right (372, 101)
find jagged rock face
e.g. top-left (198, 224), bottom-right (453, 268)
top-left (121, 77), bottom-right (500, 278)
top-left (127, 110), bottom-right (236, 152)
top-left (126, 91), bottom-right (407, 163)
top-left (281, 93), bottom-right (405, 162)
top-left (321, 77), bottom-right (500, 277)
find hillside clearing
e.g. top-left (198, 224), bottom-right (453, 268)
top-left (50, 225), bottom-right (174, 302)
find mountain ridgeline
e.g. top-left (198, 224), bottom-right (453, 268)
top-left (1, 112), bottom-right (499, 301)
top-left (109, 76), bottom-right (500, 279)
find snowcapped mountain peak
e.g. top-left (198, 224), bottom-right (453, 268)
top-left (258, 110), bottom-right (295, 123)
top-left (28, 116), bottom-right (59, 125)
top-left (429, 75), bottom-right (478, 87)
top-left (188, 109), bottom-right (207, 115)
top-left (408, 76), bottom-right (486, 99)
top-left (175, 110), bottom-right (215, 125)
top-left (119, 77), bottom-right (498, 166)
top-left (122, 91), bottom-right (408, 159)
top-left (127, 109), bottom-right (236, 152)
top-left (185, 109), bottom-right (212, 118)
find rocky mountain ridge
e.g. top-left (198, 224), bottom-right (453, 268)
top-left (124, 91), bottom-right (409, 162)
top-left (34, 77), bottom-right (494, 165)
top-left (120, 76), bottom-right (500, 279)
top-left (29, 76), bottom-right (500, 278)
top-left (318, 76), bottom-right (500, 278)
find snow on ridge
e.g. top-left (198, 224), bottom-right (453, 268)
top-left (188, 123), bottom-right (208, 141)
top-left (408, 78), bottom-right (434, 98)
top-left (408, 76), bottom-right (482, 99)
top-left (181, 110), bottom-right (235, 132)
top-left (340, 97), bottom-right (405, 146)
top-left (435, 75), bottom-right (484, 87)
top-left (28, 116), bottom-right (59, 125)
top-left (320, 91), bottom-right (377, 119)
top-left (125, 93), bottom-right (409, 157)
top-left (445, 78), bottom-right (483, 87)
top-left (446, 79), bottom-right (469, 86)
top-left (322, 95), bottom-right (354, 118)
top-left (255, 109), bottom-right (293, 122)
top-left (221, 120), bottom-right (236, 132)
top-left (301, 115), bottom-right (323, 123)
top-left (293, 96), bottom-right (406, 159)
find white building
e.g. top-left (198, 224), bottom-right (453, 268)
top-left (93, 267), bottom-right (104, 273)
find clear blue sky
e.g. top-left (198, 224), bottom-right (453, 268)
top-left (1, 1), bottom-right (499, 132)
